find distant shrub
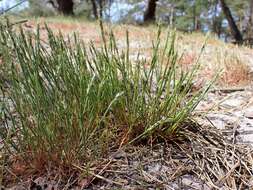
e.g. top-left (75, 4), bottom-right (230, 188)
top-left (27, 0), bottom-right (56, 17)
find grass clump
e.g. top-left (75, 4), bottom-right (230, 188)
top-left (217, 50), bottom-right (251, 86)
top-left (0, 21), bottom-right (211, 180)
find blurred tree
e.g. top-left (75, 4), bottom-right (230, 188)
top-left (48, 0), bottom-right (74, 15)
top-left (211, 0), bottom-right (223, 36)
top-left (144, 0), bottom-right (158, 22)
top-left (90, 0), bottom-right (98, 19)
top-left (219, 0), bottom-right (243, 42)
top-left (14, 0), bottom-right (252, 41)
top-left (27, 0), bottom-right (49, 16)
top-left (165, 0), bottom-right (208, 31)
top-left (246, 0), bottom-right (253, 38)
top-left (89, 0), bottom-right (112, 19)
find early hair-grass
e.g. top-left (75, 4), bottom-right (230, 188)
top-left (0, 20), bottom-right (212, 180)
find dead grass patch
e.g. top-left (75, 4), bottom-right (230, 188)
top-left (200, 49), bottom-right (252, 87)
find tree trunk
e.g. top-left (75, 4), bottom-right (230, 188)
top-left (212, 0), bottom-right (219, 35)
top-left (193, 14), bottom-right (201, 31)
top-left (213, 18), bottom-right (222, 38)
top-left (56, 0), bottom-right (74, 15)
top-left (98, 0), bottom-right (103, 19)
top-left (144, 0), bottom-right (158, 22)
top-left (219, 0), bottom-right (243, 42)
top-left (90, 0), bottom-right (103, 19)
top-left (90, 0), bottom-right (98, 19)
top-left (193, 5), bottom-right (197, 30)
top-left (169, 4), bottom-right (174, 27)
top-left (247, 0), bottom-right (253, 38)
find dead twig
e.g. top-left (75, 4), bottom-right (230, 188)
top-left (0, 0), bottom-right (28, 15)
top-left (210, 87), bottom-right (246, 93)
top-left (72, 160), bottom-right (125, 187)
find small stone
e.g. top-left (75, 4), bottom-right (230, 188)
top-left (206, 113), bottom-right (236, 129)
top-left (244, 107), bottom-right (253, 119)
top-left (115, 178), bottom-right (128, 185)
top-left (238, 134), bottom-right (253, 144)
top-left (113, 150), bottom-right (127, 159)
top-left (220, 98), bottom-right (244, 109)
top-left (182, 177), bottom-right (192, 186)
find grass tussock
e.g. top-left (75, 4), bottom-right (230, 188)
top-left (218, 52), bottom-right (251, 86)
top-left (0, 21), bottom-right (212, 184)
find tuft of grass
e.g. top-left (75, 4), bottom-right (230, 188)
top-left (0, 21), bottom-right (212, 178)
top-left (217, 51), bottom-right (251, 86)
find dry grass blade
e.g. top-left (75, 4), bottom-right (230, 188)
top-left (179, 124), bottom-right (253, 189)
top-left (72, 163), bottom-right (125, 187)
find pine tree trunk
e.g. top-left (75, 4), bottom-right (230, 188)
top-left (144, 0), bottom-right (158, 22)
top-left (193, 5), bottom-right (196, 30)
top-left (212, 0), bottom-right (221, 36)
top-left (98, 0), bottom-right (103, 19)
top-left (192, 4), bottom-right (201, 31)
top-left (169, 5), bottom-right (174, 26)
top-left (212, 1), bottom-right (218, 34)
top-left (219, 0), bottom-right (243, 42)
top-left (248, 0), bottom-right (253, 38)
top-left (194, 16), bottom-right (201, 31)
top-left (90, 0), bottom-right (98, 19)
top-left (56, 0), bottom-right (74, 15)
